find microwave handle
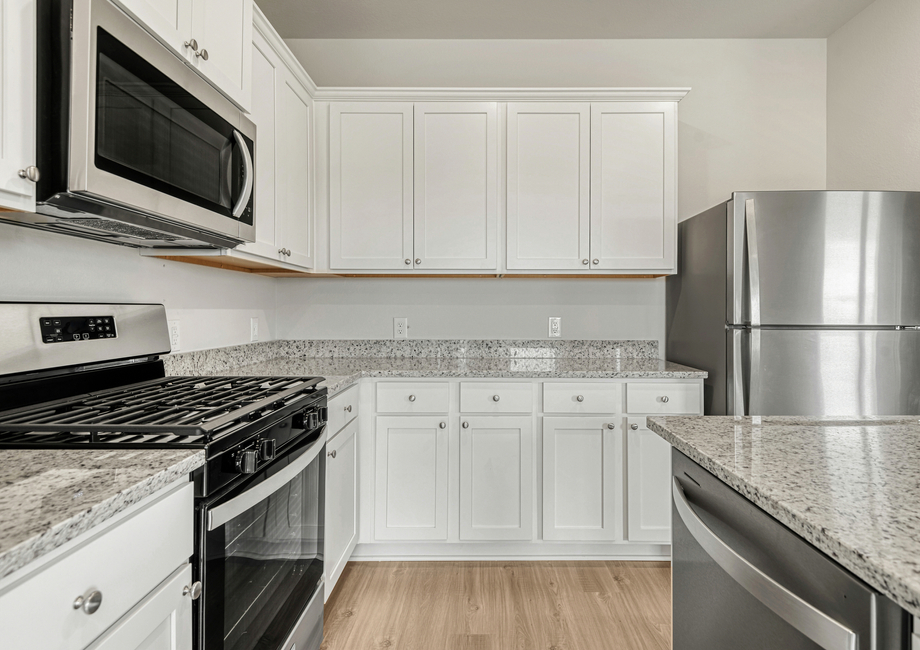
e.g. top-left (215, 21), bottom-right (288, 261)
top-left (231, 130), bottom-right (254, 218)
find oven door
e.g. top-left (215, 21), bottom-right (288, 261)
top-left (199, 432), bottom-right (325, 650)
top-left (67, 0), bottom-right (255, 242)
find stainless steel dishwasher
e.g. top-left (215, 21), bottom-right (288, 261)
top-left (671, 450), bottom-right (910, 649)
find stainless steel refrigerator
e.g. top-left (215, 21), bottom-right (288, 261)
top-left (666, 190), bottom-right (920, 416)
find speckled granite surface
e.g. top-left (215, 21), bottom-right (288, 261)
top-left (647, 415), bottom-right (920, 617)
top-left (0, 449), bottom-right (204, 580)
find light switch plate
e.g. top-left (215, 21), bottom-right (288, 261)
top-left (168, 320), bottom-right (181, 351)
top-left (250, 317), bottom-right (259, 342)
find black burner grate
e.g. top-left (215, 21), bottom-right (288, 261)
top-left (0, 375), bottom-right (322, 447)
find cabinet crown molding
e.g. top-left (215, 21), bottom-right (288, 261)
top-left (313, 87), bottom-right (690, 102)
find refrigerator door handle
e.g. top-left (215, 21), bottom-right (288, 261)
top-left (745, 198), bottom-right (761, 327)
top-left (750, 327), bottom-right (761, 415)
top-left (732, 328), bottom-right (746, 416)
top-left (672, 478), bottom-right (859, 650)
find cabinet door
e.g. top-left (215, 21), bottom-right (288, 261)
top-left (275, 66), bottom-right (314, 268)
top-left (459, 416), bottom-right (533, 541)
top-left (330, 103), bottom-right (414, 270)
top-left (111, 0), bottom-right (193, 56)
top-left (87, 564), bottom-right (192, 650)
top-left (0, 0), bottom-right (36, 212)
top-left (189, 0), bottom-right (252, 109)
top-left (325, 422), bottom-right (358, 602)
top-left (542, 417), bottom-right (623, 541)
top-left (237, 33), bottom-right (279, 260)
top-left (375, 416), bottom-right (449, 540)
top-left (590, 102), bottom-right (676, 272)
top-left (413, 103), bottom-right (498, 270)
top-left (506, 103), bottom-right (590, 270)
top-left (626, 417), bottom-right (671, 542)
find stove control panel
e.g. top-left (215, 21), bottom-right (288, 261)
top-left (39, 316), bottom-right (117, 344)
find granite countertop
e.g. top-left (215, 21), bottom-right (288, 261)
top-left (0, 449), bottom-right (204, 581)
top-left (218, 356), bottom-right (706, 396)
top-left (647, 415), bottom-right (920, 617)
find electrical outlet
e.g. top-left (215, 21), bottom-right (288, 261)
top-left (548, 317), bottom-right (562, 338)
top-left (250, 317), bottom-right (259, 342)
top-left (394, 317), bottom-right (408, 339)
top-left (168, 320), bottom-right (181, 351)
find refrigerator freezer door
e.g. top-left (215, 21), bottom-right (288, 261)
top-left (746, 328), bottom-right (920, 416)
top-left (733, 191), bottom-right (920, 326)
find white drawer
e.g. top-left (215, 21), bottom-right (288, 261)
top-left (328, 384), bottom-right (358, 435)
top-left (0, 482), bottom-right (193, 650)
top-left (377, 382), bottom-right (450, 413)
top-left (626, 382), bottom-right (701, 414)
top-left (460, 382), bottom-right (533, 413)
top-left (542, 382), bottom-right (623, 414)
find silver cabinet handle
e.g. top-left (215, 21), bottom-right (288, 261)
top-left (345, 405), bottom-right (352, 413)
top-left (231, 130), bottom-right (253, 218)
top-left (672, 478), bottom-right (857, 650)
top-left (439, 421), bottom-right (447, 429)
top-left (73, 590), bottom-right (102, 615)
top-left (278, 248), bottom-right (285, 255)
top-left (415, 258), bottom-right (421, 265)
top-left (660, 395), bottom-right (670, 403)
top-left (606, 423), bottom-right (615, 430)
top-left (183, 582), bottom-right (202, 600)
top-left (462, 421), bottom-right (469, 428)
top-left (328, 449), bottom-right (337, 458)
top-left (196, 48), bottom-right (209, 60)
top-left (492, 395), bottom-right (501, 402)
top-left (405, 259), bottom-right (411, 265)
top-left (408, 394), bottom-right (416, 402)
top-left (18, 166), bottom-right (40, 182)
top-left (184, 38), bottom-right (199, 51)
top-left (630, 423), bottom-right (639, 430)
top-left (582, 259), bottom-right (589, 265)
top-left (576, 395), bottom-right (584, 402)
top-left (592, 259), bottom-right (599, 265)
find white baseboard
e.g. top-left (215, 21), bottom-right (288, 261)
top-left (350, 541), bottom-right (671, 562)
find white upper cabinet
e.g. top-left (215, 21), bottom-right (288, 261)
top-left (114, 0), bottom-right (252, 109)
top-left (330, 103), bottom-right (414, 270)
top-left (413, 103), bottom-right (498, 270)
top-left (0, 0), bottom-right (37, 212)
top-left (590, 102), bottom-right (676, 272)
top-left (506, 103), bottom-right (590, 270)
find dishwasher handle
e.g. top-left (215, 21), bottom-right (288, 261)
top-left (672, 478), bottom-right (859, 650)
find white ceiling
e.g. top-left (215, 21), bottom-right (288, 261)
top-left (257, 0), bottom-right (875, 39)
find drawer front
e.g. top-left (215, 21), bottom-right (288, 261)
top-left (460, 382), bottom-right (533, 413)
top-left (377, 382), bottom-right (450, 413)
top-left (543, 382), bottom-right (623, 414)
top-left (626, 382), bottom-right (700, 414)
top-left (0, 482), bottom-right (193, 650)
top-left (328, 384), bottom-right (358, 435)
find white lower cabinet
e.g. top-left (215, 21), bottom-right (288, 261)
top-left (542, 416), bottom-right (624, 541)
top-left (374, 416), bottom-right (449, 541)
top-left (626, 416), bottom-right (672, 542)
top-left (325, 421), bottom-right (358, 601)
top-left (87, 564), bottom-right (193, 650)
top-left (459, 416), bottom-right (533, 541)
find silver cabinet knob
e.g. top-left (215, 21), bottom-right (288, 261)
top-left (492, 394), bottom-right (501, 402)
top-left (630, 423), bottom-right (639, 430)
top-left (18, 166), bottom-right (40, 183)
top-left (576, 395), bottom-right (584, 402)
top-left (660, 395), bottom-right (670, 403)
top-left (582, 259), bottom-right (589, 265)
top-left (278, 248), bottom-right (285, 255)
top-left (405, 259), bottom-right (411, 265)
top-left (592, 259), bottom-right (599, 265)
top-left (345, 405), bottom-right (352, 412)
top-left (415, 258), bottom-right (421, 265)
top-left (462, 421), bottom-right (469, 429)
top-left (439, 421), bottom-right (447, 429)
top-left (196, 48), bottom-right (209, 60)
top-left (73, 590), bottom-right (102, 615)
top-left (328, 449), bottom-right (337, 458)
top-left (408, 394), bottom-right (416, 402)
top-left (183, 582), bottom-right (202, 600)
top-left (184, 38), bottom-right (199, 51)
top-left (606, 423), bottom-right (615, 430)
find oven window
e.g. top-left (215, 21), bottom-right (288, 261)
top-left (93, 28), bottom-right (253, 224)
top-left (204, 446), bottom-right (324, 650)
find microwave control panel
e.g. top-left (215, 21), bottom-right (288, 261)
top-left (39, 316), bottom-right (117, 344)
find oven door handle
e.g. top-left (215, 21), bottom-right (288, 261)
top-left (231, 130), bottom-right (254, 219)
top-left (208, 430), bottom-right (326, 531)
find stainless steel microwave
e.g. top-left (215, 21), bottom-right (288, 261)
top-left (5, 0), bottom-right (256, 248)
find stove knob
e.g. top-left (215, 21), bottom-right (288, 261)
top-left (292, 409), bottom-right (310, 430)
top-left (260, 439), bottom-right (276, 461)
top-left (236, 449), bottom-right (257, 474)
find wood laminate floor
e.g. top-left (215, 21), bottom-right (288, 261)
top-left (322, 561), bottom-right (671, 650)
